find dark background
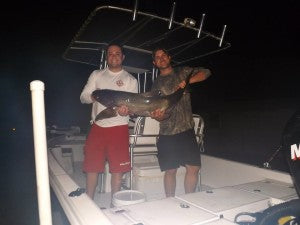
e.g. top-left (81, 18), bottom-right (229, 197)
top-left (2, 0), bottom-right (299, 130)
top-left (1, 0), bottom-right (299, 224)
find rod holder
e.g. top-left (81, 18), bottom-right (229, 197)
top-left (132, 0), bottom-right (139, 21)
top-left (219, 24), bottom-right (227, 47)
top-left (197, 14), bottom-right (206, 38)
top-left (30, 80), bottom-right (53, 225)
top-left (168, 2), bottom-right (176, 29)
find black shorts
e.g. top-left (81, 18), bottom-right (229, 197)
top-left (157, 129), bottom-right (201, 171)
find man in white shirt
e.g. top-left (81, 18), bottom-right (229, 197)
top-left (80, 43), bottom-right (138, 201)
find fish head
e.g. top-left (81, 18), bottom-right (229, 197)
top-left (92, 89), bottom-right (117, 107)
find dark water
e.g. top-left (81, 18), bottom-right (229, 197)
top-left (1, 134), bottom-right (36, 224)
top-left (1, 132), bottom-right (70, 225)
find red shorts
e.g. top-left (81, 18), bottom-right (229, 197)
top-left (83, 124), bottom-right (130, 173)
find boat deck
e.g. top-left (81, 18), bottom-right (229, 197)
top-left (48, 131), bottom-right (299, 224)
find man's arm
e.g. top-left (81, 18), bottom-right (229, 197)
top-left (189, 68), bottom-right (211, 83)
top-left (80, 70), bottom-right (98, 104)
top-left (177, 68), bottom-right (211, 89)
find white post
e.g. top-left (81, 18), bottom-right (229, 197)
top-left (30, 80), bottom-right (52, 225)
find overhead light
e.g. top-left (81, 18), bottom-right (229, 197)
top-left (184, 18), bottom-right (196, 27)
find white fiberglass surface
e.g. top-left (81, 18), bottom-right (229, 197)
top-left (103, 197), bottom-right (219, 225)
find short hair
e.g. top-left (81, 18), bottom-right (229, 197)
top-left (106, 43), bottom-right (124, 55)
top-left (152, 47), bottom-right (170, 60)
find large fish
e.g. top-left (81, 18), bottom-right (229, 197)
top-left (92, 71), bottom-right (193, 121)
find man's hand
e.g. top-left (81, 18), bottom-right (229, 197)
top-left (177, 80), bottom-right (187, 90)
top-left (150, 108), bottom-right (166, 121)
top-left (117, 105), bottom-right (129, 116)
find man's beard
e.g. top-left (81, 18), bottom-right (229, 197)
top-left (158, 61), bottom-right (171, 70)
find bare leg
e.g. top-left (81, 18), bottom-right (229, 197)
top-left (164, 168), bottom-right (177, 197)
top-left (86, 172), bottom-right (99, 199)
top-left (111, 172), bottom-right (123, 198)
top-left (184, 165), bottom-right (200, 194)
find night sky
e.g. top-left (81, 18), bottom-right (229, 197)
top-left (2, 0), bottom-right (300, 131)
top-left (1, 0), bottom-right (300, 224)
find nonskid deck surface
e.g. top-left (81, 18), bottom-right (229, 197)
top-left (69, 161), bottom-right (298, 219)
top-left (101, 183), bottom-right (298, 225)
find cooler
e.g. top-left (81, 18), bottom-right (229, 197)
top-left (133, 160), bottom-right (186, 200)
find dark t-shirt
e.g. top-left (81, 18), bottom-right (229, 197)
top-left (151, 66), bottom-right (205, 135)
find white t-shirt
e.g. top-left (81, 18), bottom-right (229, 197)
top-left (80, 68), bottom-right (138, 127)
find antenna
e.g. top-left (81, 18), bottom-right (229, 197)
top-left (168, 2), bottom-right (176, 29)
top-left (132, 0), bottom-right (139, 21)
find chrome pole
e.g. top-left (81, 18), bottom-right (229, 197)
top-left (144, 72), bottom-right (147, 92)
top-left (130, 145), bottom-right (133, 189)
top-left (152, 67), bottom-right (155, 83)
top-left (197, 14), bottom-right (206, 38)
top-left (100, 49), bottom-right (105, 69)
top-left (219, 25), bottom-right (227, 47)
top-left (137, 73), bottom-right (140, 93)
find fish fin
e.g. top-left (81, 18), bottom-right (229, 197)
top-left (95, 107), bottom-right (117, 121)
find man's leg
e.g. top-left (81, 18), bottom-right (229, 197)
top-left (84, 124), bottom-right (104, 200)
top-left (164, 168), bottom-right (177, 197)
top-left (86, 172), bottom-right (99, 199)
top-left (111, 172), bottom-right (123, 197)
top-left (184, 165), bottom-right (200, 193)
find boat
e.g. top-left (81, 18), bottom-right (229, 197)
top-left (30, 1), bottom-right (300, 224)
top-left (46, 118), bottom-right (299, 225)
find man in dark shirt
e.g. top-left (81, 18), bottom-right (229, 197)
top-left (151, 47), bottom-right (211, 197)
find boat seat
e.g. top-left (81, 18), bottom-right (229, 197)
top-left (129, 114), bottom-right (205, 155)
top-left (129, 116), bottom-right (160, 156)
top-left (193, 114), bottom-right (205, 152)
top-left (128, 114), bottom-right (205, 190)
top-left (128, 116), bottom-right (160, 189)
